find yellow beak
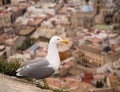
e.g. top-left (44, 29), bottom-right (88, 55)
top-left (61, 40), bottom-right (68, 44)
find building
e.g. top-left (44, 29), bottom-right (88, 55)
top-left (113, 9), bottom-right (120, 23)
top-left (79, 45), bottom-right (105, 67)
top-left (78, 29), bottom-right (120, 67)
top-left (107, 73), bottom-right (118, 88)
top-left (93, 0), bottom-right (105, 14)
top-left (93, 0), bottom-right (120, 24)
top-left (18, 26), bottom-right (35, 36)
top-left (71, 1), bottom-right (95, 28)
top-left (82, 73), bottom-right (93, 83)
top-left (79, 43), bottom-right (120, 67)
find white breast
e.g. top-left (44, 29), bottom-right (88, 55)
top-left (46, 43), bottom-right (61, 71)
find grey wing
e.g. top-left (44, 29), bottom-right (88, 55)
top-left (16, 58), bottom-right (55, 79)
top-left (24, 58), bottom-right (49, 67)
top-left (17, 66), bottom-right (55, 79)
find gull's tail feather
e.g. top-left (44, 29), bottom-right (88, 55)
top-left (16, 72), bottom-right (23, 76)
top-left (16, 67), bottom-right (25, 76)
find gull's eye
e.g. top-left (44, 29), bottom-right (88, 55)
top-left (57, 38), bottom-right (60, 40)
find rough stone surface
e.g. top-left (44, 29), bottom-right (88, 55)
top-left (0, 74), bottom-right (51, 92)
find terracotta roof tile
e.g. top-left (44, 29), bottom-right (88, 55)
top-left (91, 38), bottom-right (101, 43)
top-left (0, 34), bottom-right (7, 42)
top-left (46, 78), bottom-right (79, 89)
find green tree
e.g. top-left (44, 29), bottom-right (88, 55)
top-left (96, 80), bottom-right (104, 88)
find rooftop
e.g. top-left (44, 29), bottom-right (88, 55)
top-left (79, 44), bottom-right (103, 55)
top-left (81, 5), bottom-right (93, 12)
top-left (18, 26), bottom-right (35, 36)
top-left (0, 45), bottom-right (5, 50)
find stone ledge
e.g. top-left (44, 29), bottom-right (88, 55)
top-left (0, 74), bottom-right (52, 92)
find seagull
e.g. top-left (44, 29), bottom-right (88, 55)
top-left (16, 36), bottom-right (68, 89)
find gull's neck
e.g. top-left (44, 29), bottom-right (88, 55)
top-left (46, 42), bottom-right (60, 70)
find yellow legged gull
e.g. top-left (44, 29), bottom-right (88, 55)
top-left (16, 36), bottom-right (68, 89)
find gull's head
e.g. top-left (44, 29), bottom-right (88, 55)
top-left (49, 36), bottom-right (68, 44)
